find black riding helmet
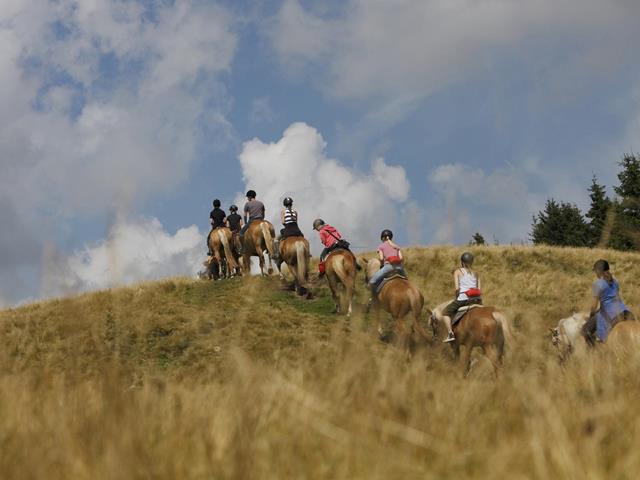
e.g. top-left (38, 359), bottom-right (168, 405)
top-left (461, 252), bottom-right (474, 265)
top-left (229, 204), bottom-right (238, 212)
top-left (213, 199), bottom-right (221, 208)
top-left (283, 197), bottom-right (293, 207)
top-left (313, 218), bottom-right (325, 230)
top-left (246, 190), bottom-right (257, 199)
top-left (380, 229), bottom-right (393, 240)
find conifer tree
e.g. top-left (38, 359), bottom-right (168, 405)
top-left (470, 232), bottom-right (486, 246)
top-left (531, 199), bottom-right (589, 247)
top-left (585, 176), bottom-right (612, 247)
top-left (609, 153), bottom-right (640, 250)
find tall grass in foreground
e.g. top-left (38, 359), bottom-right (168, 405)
top-left (0, 245), bottom-right (639, 479)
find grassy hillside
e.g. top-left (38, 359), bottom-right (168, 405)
top-left (1, 245), bottom-right (639, 479)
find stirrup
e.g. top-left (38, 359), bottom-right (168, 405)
top-left (443, 332), bottom-right (455, 343)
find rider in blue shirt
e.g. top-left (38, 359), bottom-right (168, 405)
top-left (583, 259), bottom-right (634, 343)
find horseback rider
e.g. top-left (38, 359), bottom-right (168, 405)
top-left (313, 219), bottom-right (354, 275)
top-left (274, 197), bottom-right (304, 263)
top-left (206, 199), bottom-right (226, 256)
top-left (226, 204), bottom-right (244, 254)
top-left (582, 259), bottom-right (634, 345)
top-left (368, 230), bottom-right (407, 293)
top-left (239, 189), bottom-right (265, 243)
top-left (226, 204), bottom-right (243, 233)
top-left (440, 252), bottom-right (483, 343)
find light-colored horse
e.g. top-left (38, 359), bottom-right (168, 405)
top-left (279, 236), bottom-right (311, 296)
top-left (431, 301), bottom-right (514, 377)
top-left (207, 227), bottom-right (240, 278)
top-left (361, 258), bottom-right (430, 359)
top-left (550, 311), bottom-right (639, 359)
top-left (325, 250), bottom-right (357, 316)
top-left (242, 220), bottom-right (278, 276)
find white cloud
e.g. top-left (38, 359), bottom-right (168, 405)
top-left (0, 0), bottom-right (238, 303)
top-left (428, 163), bottom-right (541, 244)
top-left (42, 217), bottom-right (204, 296)
top-left (237, 122), bottom-right (410, 252)
top-left (270, 0), bottom-right (639, 100)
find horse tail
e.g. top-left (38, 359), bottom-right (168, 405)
top-left (296, 240), bottom-right (308, 286)
top-left (218, 229), bottom-right (237, 270)
top-left (492, 310), bottom-right (515, 348)
top-left (333, 254), bottom-right (354, 314)
top-left (260, 222), bottom-right (276, 258)
top-left (409, 289), bottom-right (431, 341)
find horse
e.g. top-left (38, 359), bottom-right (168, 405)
top-left (242, 220), bottom-right (278, 276)
top-left (279, 236), bottom-right (311, 296)
top-left (550, 311), bottom-right (638, 359)
top-left (431, 300), bottom-right (514, 377)
top-left (207, 227), bottom-right (240, 278)
top-left (324, 249), bottom-right (357, 316)
top-left (361, 258), bottom-right (430, 359)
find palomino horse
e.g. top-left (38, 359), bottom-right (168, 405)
top-left (325, 249), bottom-right (357, 316)
top-left (242, 220), bottom-right (278, 276)
top-left (207, 227), bottom-right (241, 278)
top-left (550, 311), bottom-right (638, 359)
top-left (361, 258), bottom-right (431, 358)
top-left (431, 301), bottom-right (514, 377)
top-left (279, 236), bottom-right (311, 296)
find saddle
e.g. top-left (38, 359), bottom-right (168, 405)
top-left (452, 304), bottom-right (482, 326)
top-left (374, 272), bottom-right (407, 296)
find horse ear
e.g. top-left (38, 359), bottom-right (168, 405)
top-left (548, 327), bottom-right (558, 334)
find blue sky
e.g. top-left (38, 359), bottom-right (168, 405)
top-left (1, 0), bottom-right (639, 305)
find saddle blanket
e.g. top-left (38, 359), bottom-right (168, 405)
top-left (452, 304), bottom-right (483, 326)
top-left (375, 273), bottom-right (407, 295)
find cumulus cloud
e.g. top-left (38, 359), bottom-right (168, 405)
top-left (0, 0), bottom-right (237, 304)
top-left (427, 163), bottom-right (542, 244)
top-left (237, 122), bottom-right (410, 253)
top-left (42, 217), bottom-right (204, 297)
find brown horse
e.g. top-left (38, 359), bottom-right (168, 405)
top-left (242, 220), bottom-right (278, 276)
top-left (325, 249), bottom-right (357, 316)
top-left (605, 316), bottom-right (640, 354)
top-left (361, 258), bottom-right (430, 359)
top-left (207, 227), bottom-right (240, 278)
top-left (431, 301), bottom-right (514, 377)
top-left (279, 236), bottom-right (311, 296)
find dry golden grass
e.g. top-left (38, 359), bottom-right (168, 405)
top-left (1, 245), bottom-right (640, 479)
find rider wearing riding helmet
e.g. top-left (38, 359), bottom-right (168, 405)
top-left (206, 199), bottom-right (226, 256)
top-left (239, 190), bottom-right (265, 242)
top-left (279, 197), bottom-right (304, 239)
top-left (441, 252), bottom-right (483, 343)
top-left (225, 204), bottom-right (243, 234)
top-left (582, 259), bottom-right (634, 344)
top-left (273, 197), bottom-right (304, 263)
top-left (368, 230), bottom-right (407, 292)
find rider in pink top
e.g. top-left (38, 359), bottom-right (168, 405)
top-left (369, 229), bottom-right (407, 292)
top-left (378, 241), bottom-right (400, 262)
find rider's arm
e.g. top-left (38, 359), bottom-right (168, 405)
top-left (377, 249), bottom-right (384, 266)
top-left (590, 297), bottom-right (600, 315)
top-left (453, 269), bottom-right (461, 296)
top-left (397, 249), bottom-right (403, 261)
top-left (280, 209), bottom-right (285, 225)
top-left (239, 218), bottom-right (244, 228)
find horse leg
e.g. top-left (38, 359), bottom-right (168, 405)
top-left (343, 282), bottom-right (354, 317)
top-left (326, 274), bottom-right (340, 314)
top-left (461, 344), bottom-right (473, 378)
top-left (394, 316), bottom-right (412, 361)
top-left (483, 345), bottom-right (501, 378)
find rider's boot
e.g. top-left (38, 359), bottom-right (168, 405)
top-left (443, 331), bottom-right (455, 343)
